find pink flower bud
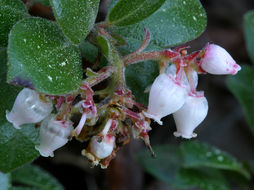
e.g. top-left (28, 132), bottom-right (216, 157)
top-left (35, 114), bottom-right (73, 157)
top-left (6, 88), bottom-right (52, 129)
top-left (201, 44), bottom-right (241, 75)
top-left (173, 95), bottom-right (208, 139)
top-left (145, 73), bottom-right (187, 125)
top-left (89, 119), bottom-right (115, 159)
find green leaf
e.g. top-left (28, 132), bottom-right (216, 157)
top-left (136, 144), bottom-right (230, 190)
top-left (0, 171), bottom-right (11, 190)
top-left (7, 17), bottom-right (83, 95)
top-left (109, 0), bottom-right (207, 52)
top-left (50, 0), bottom-right (100, 44)
top-left (125, 61), bottom-right (159, 106)
top-left (108, 0), bottom-right (166, 26)
top-left (0, 49), bottom-right (40, 173)
top-left (136, 145), bottom-right (183, 184)
top-left (0, 0), bottom-right (28, 47)
top-left (9, 187), bottom-right (39, 190)
top-left (226, 65), bottom-right (254, 135)
top-left (12, 165), bottom-right (64, 190)
top-left (79, 41), bottom-right (107, 68)
top-left (97, 35), bottom-right (114, 63)
top-left (175, 168), bottom-right (230, 190)
top-left (180, 141), bottom-right (250, 179)
top-left (244, 10), bottom-right (254, 64)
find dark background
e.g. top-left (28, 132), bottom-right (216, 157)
top-left (28, 0), bottom-right (254, 189)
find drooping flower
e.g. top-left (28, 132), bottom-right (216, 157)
top-left (6, 88), bottom-right (52, 129)
top-left (144, 72), bottom-right (187, 125)
top-left (89, 119), bottom-right (115, 159)
top-left (200, 44), bottom-right (241, 75)
top-left (173, 95), bottom-right (208, 139)
top-left (35, 114), bottom-right (73, 157)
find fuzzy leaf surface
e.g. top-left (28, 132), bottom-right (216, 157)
top-left (50, 0), bottom-right (99, 44)
top-left (7, 17), bottom-right (82, 95)
top-left (108, 0), bottom-right (166, 26)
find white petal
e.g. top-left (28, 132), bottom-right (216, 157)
top-left (35, 114), bottom-right (73, 157)
top-left (90, 135), bottom-right (115, 159)
top-left (146, 74), bottom-right (187, 124)
top-left (201, 44), bottom-right (241, 75)
top-left (6, 88), bottom-right (52, 129)
top-left (173, 95), bottom-right (208, 139)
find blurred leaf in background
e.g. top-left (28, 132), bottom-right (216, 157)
top-left (0, 164), bottom-right (64, 190)
top-left (244, 10), bottom-right (254, 64)
top-left (137, 141), bottom-right (250, 190)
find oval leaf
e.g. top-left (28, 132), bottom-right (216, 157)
top-left (136, 145), bottom-right (183, 184)
top-left (180, 141), bottom-right (250, 179)
top-left (0, 49), bottom-right (40, 173)
top-left (50, 0), bottom-right (100, 44)
top-left (7, 17), bottom-right (83, 95)
top-left (0, 0), bottom-right (28, 47)
top-left (136, 144), bottom-right (230, 190)
top-left (108, 0), bottom-right (166, 26)
top-left (12, 165), bottom-right (64, 190)
top-left (109, 0), bottom-right (207, 52)
top-left (226, 65), bottom-right (254, 135)
top-left (176, 168), bottom-right (230, 190)
top-left (244, 10), bottom-right (254, 64)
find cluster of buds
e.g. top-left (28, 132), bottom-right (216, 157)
top-left (5, 35), bottom-right (241, 168)
top-left (145, 43), bottom-right (240, 138)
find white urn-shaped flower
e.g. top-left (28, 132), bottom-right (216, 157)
top-left (89, 119), bottom-right (115, 159)
top-left (201, 44), bottom-right (241, 75)
top-left (145, 73), bottom-right (187, 125)
top-left (173, 95), bottom-right (208, 139)
top-left (35, 114), bottom-right (73, 157)
top-left (6, 88), bottom-right (52, 129)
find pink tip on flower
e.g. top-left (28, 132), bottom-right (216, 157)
top-left (200, 44), bottom-right (241, 75)
top-left (173, 95), bottom-right (208, 139)
top-left (35, 114), bottom-right (73, 157)
top-left (144, 73), bottom-right (187, 125)
top-left (6, 88), bottom-right (52, 129)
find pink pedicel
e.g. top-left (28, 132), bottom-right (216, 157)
top-left (6, 88), bottom-right (52, 129)
top-left (173, 95), bottom-right (208, 139)
top-left (200, 44), bottom-right (241, 75)
top-left (35, 114), bottom-right (73, 157)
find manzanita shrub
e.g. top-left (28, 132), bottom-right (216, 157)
top-left (0, 0), bottom-right (247, 186)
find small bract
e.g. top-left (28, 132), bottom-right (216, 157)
top-left (35, 114), bottom-right (73, 157)
top-left (145, 73), bottom-right (187, 125)
top-left (201, 44), bottom-right (241, 75)
top-left (6, 88), bottom-right (52, 129)
top-left (173, 95), bottom-right (208, 139)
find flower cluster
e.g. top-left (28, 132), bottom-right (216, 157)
top-left (145, 44), bottom-right (240, 138)
top-left (6, 41), bottom-right (241, 168)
